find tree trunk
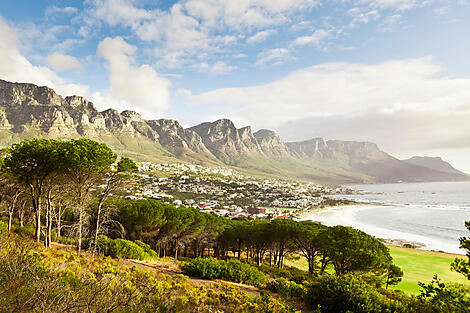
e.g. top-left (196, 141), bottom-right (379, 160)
top-left (56, 205), bottom-right (61, 238)
top-left (8, 211), bottom-right (13, 233)
top-left (19, 200), bottom-right (25, 228)
top-left (77, 208), bottom-right (83, 254)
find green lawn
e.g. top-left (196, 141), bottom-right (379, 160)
top-left (285, 246), bottom-right (469, 294)
top-left (389, 246), bottom-right (469, 294)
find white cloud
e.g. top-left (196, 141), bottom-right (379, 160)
top-left (292, 29), bottom-right (331, 46)
top-left (45, 6), bottom-right (78, 17)
top-left (246, 29), bottom-right (276, 43)
top-left (347, 8), bottom-right (380, 27)
top-left (0, 17), bottom-right (89, 97)
top-left (189, 58), bottom-right (470, 127)
top-left (193, 61), bottom-right (236, 74)
top-left (209, 61), bottom-right (236, 74)
top-left (47, 52), bottom-right (83, 71)
top-left (97, 36), bottom-right (171, 116)
top-left (86, 0), bottom-right (320, 67)
top-left (255, 48), bottom-right (295, 66)
top-left (351, 0), bottom-right (424, 11)
top-left (176, 88), bottom-right (192, 97)
top-left (377, 14), bottom-right (403, 31)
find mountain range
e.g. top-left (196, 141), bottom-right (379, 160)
top-left (0, 78), bottom-right (468, 185)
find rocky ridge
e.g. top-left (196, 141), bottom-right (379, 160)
top-left (0, 78), bottom-right (468, 184)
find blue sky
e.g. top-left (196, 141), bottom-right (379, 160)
top-left (1, 0), bottom-right (470, 171)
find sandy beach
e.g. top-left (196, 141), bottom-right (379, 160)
top-left (300, 204), bottom-right (466, 254)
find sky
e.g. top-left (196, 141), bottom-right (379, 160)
top-left (0, 0), bottom-right (470, 172)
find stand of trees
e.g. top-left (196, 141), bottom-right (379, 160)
top-left (0, 138), bottom-right (136, 253)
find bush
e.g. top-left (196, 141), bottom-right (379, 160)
top-left (222, 259), bottom-right (267, 286)
top-left (267, 278), bottom-right (307, 298)
top-left (182, 258), bottom-right (267, 286)
top-left (58, 236), bottom-right (77, 246)
top-left (259, 265), bottom-right (310, 284)
top-left (108, 239), bottom-right (147, 260)
top-left (14, 225), bottom-right (35, 237)
top-left (0, 221), bottom-right (7, 233)
top-left (82, 236), bottom-right (156, 260)
top-left (135, 240), bottom-right (158, 258)
top-left (182, 258), bottom-right (224, 280)
top-left (305, 274), bottom-right (388, 313)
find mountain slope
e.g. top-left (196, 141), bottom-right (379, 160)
top-left (0, 78), bottom-right (468, 185)
top-left (403, 156), bottom-right (467, 176)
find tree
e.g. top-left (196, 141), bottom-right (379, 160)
top-left (270, 218), bottom-right (298, 268)
top-left (3, 139), bottom-right (63, 243)
top-left (293, 221), bottom-right (324, 275)
top-left (60, 138), bottom-right (116, 254)
top-left (316, 225), bottom-right (392, 276)
top-left (385, 264), bottom-right (403, 289)
top-left (93, 157), bottom-right (137, 255)
top-left (451, 221), bottom-right (470, 280)
top-left (418, 275), bottom-right (470, 312)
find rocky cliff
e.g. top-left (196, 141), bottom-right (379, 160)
top-left (0, 78), bottom-right (468, 185)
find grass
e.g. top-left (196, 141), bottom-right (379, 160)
top-left (284, 246), bottom-right (470, 294)
top-left (389, 246), bottom-right (469, 294)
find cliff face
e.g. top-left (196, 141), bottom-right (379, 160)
top-left (253, 129), bottom-right (289, 157)
top-left (0, 78), bottom-right (468, 185)
top-left (189, 119), bottom-right (263, 161)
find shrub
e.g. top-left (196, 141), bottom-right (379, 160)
top-left (259, 264), bottom-right (310, 284)
top-left (14, 225), bottom-right (36, 237)
top-left (182, 258), bottom-right (223, 280)
top-left (58, 236), bottom-right (77, 246)
top-left (85, 236), bottom-right (156, 260)
top-left (222, 259), bottom-right (267, 286)
top-left (135, 240), bottom-right (158, 258)
top-left (0, 221), bottom-right (7, 233)
top-left (108, 239), bottom-right (147, 260)
top-left (305, 274), bottom-right (388, 313)
top-left (182, 258), bottom-right (267, 286)
top-left (267, 278), bottom-right (307, 298)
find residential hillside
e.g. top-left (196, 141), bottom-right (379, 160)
top-left (0, 78), bottom-right (468, 185)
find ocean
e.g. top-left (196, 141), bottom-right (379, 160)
top-left (304, 181), bottom-right (470, 254)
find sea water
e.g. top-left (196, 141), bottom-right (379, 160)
top-left (325, 181), bottom-right (470, 254)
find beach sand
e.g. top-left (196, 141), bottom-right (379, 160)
top-left (300, 204), bottom-right (464, 254)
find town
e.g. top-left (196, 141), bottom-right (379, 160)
top-left (126, 162), bottom-right (354, 220)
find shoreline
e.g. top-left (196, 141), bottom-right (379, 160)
top-left (299, 203), bottom-right (466, 255)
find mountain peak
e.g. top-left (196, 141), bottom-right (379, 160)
top-left (403, 156), bottom-right (467, 176)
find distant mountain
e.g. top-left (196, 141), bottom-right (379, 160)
top-left (403, 156), bottom-right (467, 176)
top-left (0, 78), bottom-right (468, 185)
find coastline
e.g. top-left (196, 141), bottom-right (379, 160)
top-left (299, 203), bottom-right (466, 255)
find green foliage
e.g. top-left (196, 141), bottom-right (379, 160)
top-left (317, 225), bottom-right (392, 276)
top-left (58, 236), bottom-right (77, 245)
top-left (267, 277), bottom-right (307, 298)
top-left (135, 240), bottom-right (158, 258)
top-left (0, 220), bottom-right (7, 233)
top-left (182, 258), bottom-right (267, 286)
top-left (417, 275), bottom-right (470, 312)
top-left (14, 225), bottom-right (36, 237)
top-left (259, 264), bottom-right (311, 284)
top-left (182, 257), bottom-right (224, 280)
top-left (0, 233), bottom-right (295, 313)
top-left (305, 274), bottom-right (390, 313)
top-left (84, 235), bottom-right (157, 260)
top-left (60, 138), bottom-right (117, 178)
top-left (451, 221), bottom-right (470, 280)
top-left (386, 264), bottom-right (404, 289)
top-left (117, 156), bottom-right (138, 173)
